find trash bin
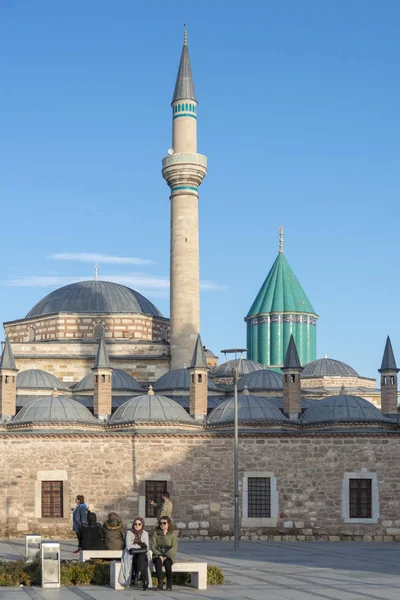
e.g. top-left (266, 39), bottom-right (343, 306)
top-left (41, 542), bottom-right (61, 589)
top-left (25, 534), bottom-right (41, 562)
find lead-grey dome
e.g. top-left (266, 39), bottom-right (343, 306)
top-left (74, 369), bottom-right (144, 392)
top-left (12, 396), bottom-right (98, 424)
top-left (17, 369), bottom-right (68, 390)
top-left (154, 368), bottom-right (221, 392)
top-left (302, 358), bottom-right (359, 378)
top-left (207, 395), bottom-right (288, 425)
top-left (211, 359), bottom-right (264, 378)
top-left (238, 369), bottom-right (283, 391)
top-left (302, 395), bottom-right (390, 424)
top-left (26, 280), bottom-right (162, 318)
top-left (109, 394), bottom-right (195, 424)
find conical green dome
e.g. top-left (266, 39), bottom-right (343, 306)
top-left (247, 252), bottom-right (316, 317)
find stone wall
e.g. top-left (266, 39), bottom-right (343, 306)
top-left (8, 341), bottom-right (170, 384)
top-left (302, 376), bottom-right (376, 389)
top-left (5, 313), bottom-right (170, 343)
top-left (2, 432), bottom-right (400, 541)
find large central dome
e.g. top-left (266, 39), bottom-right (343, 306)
top-left (26, 281), bottom-right (163, 318)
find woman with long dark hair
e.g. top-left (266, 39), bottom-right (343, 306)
top-left (119, 517), bottom-right (150, 591)
top-left (152, 516), bottom-right (178, 591)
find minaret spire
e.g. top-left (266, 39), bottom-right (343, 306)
top-left (183, 24), bottom-right (187, 46)
top-left (162, 32), bottom-right (208, 370)
top-left (279, 226), bottom-right (284, 253)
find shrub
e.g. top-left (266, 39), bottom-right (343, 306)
top-left (0, 559), bottom-right (224, 587)
top-left (207, 565), bottom-right (224, 585)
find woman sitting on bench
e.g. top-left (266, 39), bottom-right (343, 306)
top-left (119, 517), bottom-right (150, 591)
top-left (152, 516), bottom-right (178, 591)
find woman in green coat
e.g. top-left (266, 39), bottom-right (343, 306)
top-left (151, 516), bottom-right (178, 591)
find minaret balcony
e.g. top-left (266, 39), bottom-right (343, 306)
top-left (162, 153), bottom-right (207, 170)
top-left (162, 153), bottom-right (207, 190)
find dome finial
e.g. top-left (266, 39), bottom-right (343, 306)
top-left (183, 24), bottom-right (187, 46)
top-left (148, 385), bottom-right (154, 396)
top-left (279, 226), bottom-right (284, 253)
top-left (94, 264), bottom-right (99, 280)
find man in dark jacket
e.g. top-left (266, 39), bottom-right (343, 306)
top-left (79, 512), bottom-right (105, 550)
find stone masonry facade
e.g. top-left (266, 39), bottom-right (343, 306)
top-left (2, 432), bottom-right (400, 541)
top-left (5, 313), bottom-right (170, 343)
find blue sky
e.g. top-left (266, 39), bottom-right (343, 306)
top-left (1, 0), bottom-right (400, 379)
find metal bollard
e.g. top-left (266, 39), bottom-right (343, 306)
top-left (25, 534), bottom-right (41, 563)
top-left (41, 542), bottom-right (61, 589)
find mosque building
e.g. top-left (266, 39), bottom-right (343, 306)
top-left (0, 30), bottom-right (399, 542)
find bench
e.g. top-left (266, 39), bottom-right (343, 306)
top-left (79, 549), bottom-right (122, 563)
top-left (110, 560), bottom-right (207, 590)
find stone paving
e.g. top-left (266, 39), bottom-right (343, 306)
top-left (0, 540), bottom-right (400, 599)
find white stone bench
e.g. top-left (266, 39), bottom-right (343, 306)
top-left (110, 560), bottom-right (207, 590)
top-left (79, 549), bottom-right (122, 563)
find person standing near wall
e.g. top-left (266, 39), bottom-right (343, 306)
top-left (72, 494), bottom-right (88, 554)
top-left (150, 491), bottom-right (173, 520)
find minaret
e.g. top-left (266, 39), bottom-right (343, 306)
top-left (162, 28), bottom-right (207, 370)
top-left (92, 338), bottom-right (112, 421)
top-left (0, 337), bottom-right (18, 421)
top-left (282, 334), bottom-right (303, 420)
top-left (378, 336), bottom-right (399, 415)
top-left (189, 333), bottom-right (208, 421)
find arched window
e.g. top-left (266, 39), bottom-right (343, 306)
top-left (383, 376), bottom-right (387, 385)
top-left (291, 374), bottom-right (296, 383)
top-left (191, 374), bottom-right (195, 383)
top-left (185, 103), bottom-right (188, 111)
top-left (101, 374), bottom-right (106, 383)
top-left (93, 324), bottom-right (105, 339)
top-left (178, 104), bottom-right (181, 112)
top-left (390, 376), bottom-right (395, 385)
top-left (28, 328), bottom-right (36, 342)
top-left (198, 374), bottom-right (202, 383)
top-left (160, 328), bottom-right (167, 342)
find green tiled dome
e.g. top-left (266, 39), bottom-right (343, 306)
top-left (247, 253), bottom-right (315, 317)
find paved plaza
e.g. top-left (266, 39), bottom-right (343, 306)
top-left (0, 540), bottom-right (399, 599)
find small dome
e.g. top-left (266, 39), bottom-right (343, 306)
top-left (74, 369), bottom-right (144, 392)
top-left (17, 369), bottom-right (67, 390)
top-left (109, 394), bottom-right (195, 424)
top-left (302, 358), bottom-right (359, 378)
top-left (207, 395), bottom-right (288, 425)
top-left (204, 347), bottom-right (217, 358)
top-left (26, 280), bottom-right (162, 318)
top-left (238, 369), bottom-right (283, 391)
top-left (211, 359), bottom-right (264, 378)
top-left (302, 395), bottom-right (390, 424)
top-left (12, 396), bottom-right (98, 424)
top-left (154, 368), bottom-right (220, 392)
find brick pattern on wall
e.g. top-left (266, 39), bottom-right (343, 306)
top-left (5, 313), bottom-right (170, 343)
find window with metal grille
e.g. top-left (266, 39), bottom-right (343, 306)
top-left (248, 477), bottom-right (271, 518)
top-left (41, 481), bottom-right (63, 518)
top-left (145, 481), bottom-right (167, 519)
top-left (349, 478), bottom-right (372, 518)
top-left (93, 324), bottom-right (105, 339)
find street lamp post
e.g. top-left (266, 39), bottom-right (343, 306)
top-left (221, 348), bottom-right (246, 552)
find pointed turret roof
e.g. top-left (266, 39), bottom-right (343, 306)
top-left (0, 337), bottom-right (17, 370)
top-left (379, 336), bottom-right (399, 372)
top-left (172, 27), bottom-right (197, 103)
top-left (92, 338), bottom-right (111, 370)
top-left (283, 335), bottom-right (302, 369)
top-left (190, 334), bottom-right (207, 369)
top-left (247, 251), bottom-right (316, 317)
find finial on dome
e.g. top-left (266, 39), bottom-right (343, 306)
top-left (279, 226), bottom-right (284, 253)
top-left (148, 385), bottom-right (154, 396)
top-left (242, 385), bottom-right (249, 395)
top-left (324, 353), bottom-right (328, 359)
top-left (94, 264), bottom-right (99, 281)
top-left (52, 387), bottom-right (58, 398)
top-left (183, 24), bottom-right (187, 46)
